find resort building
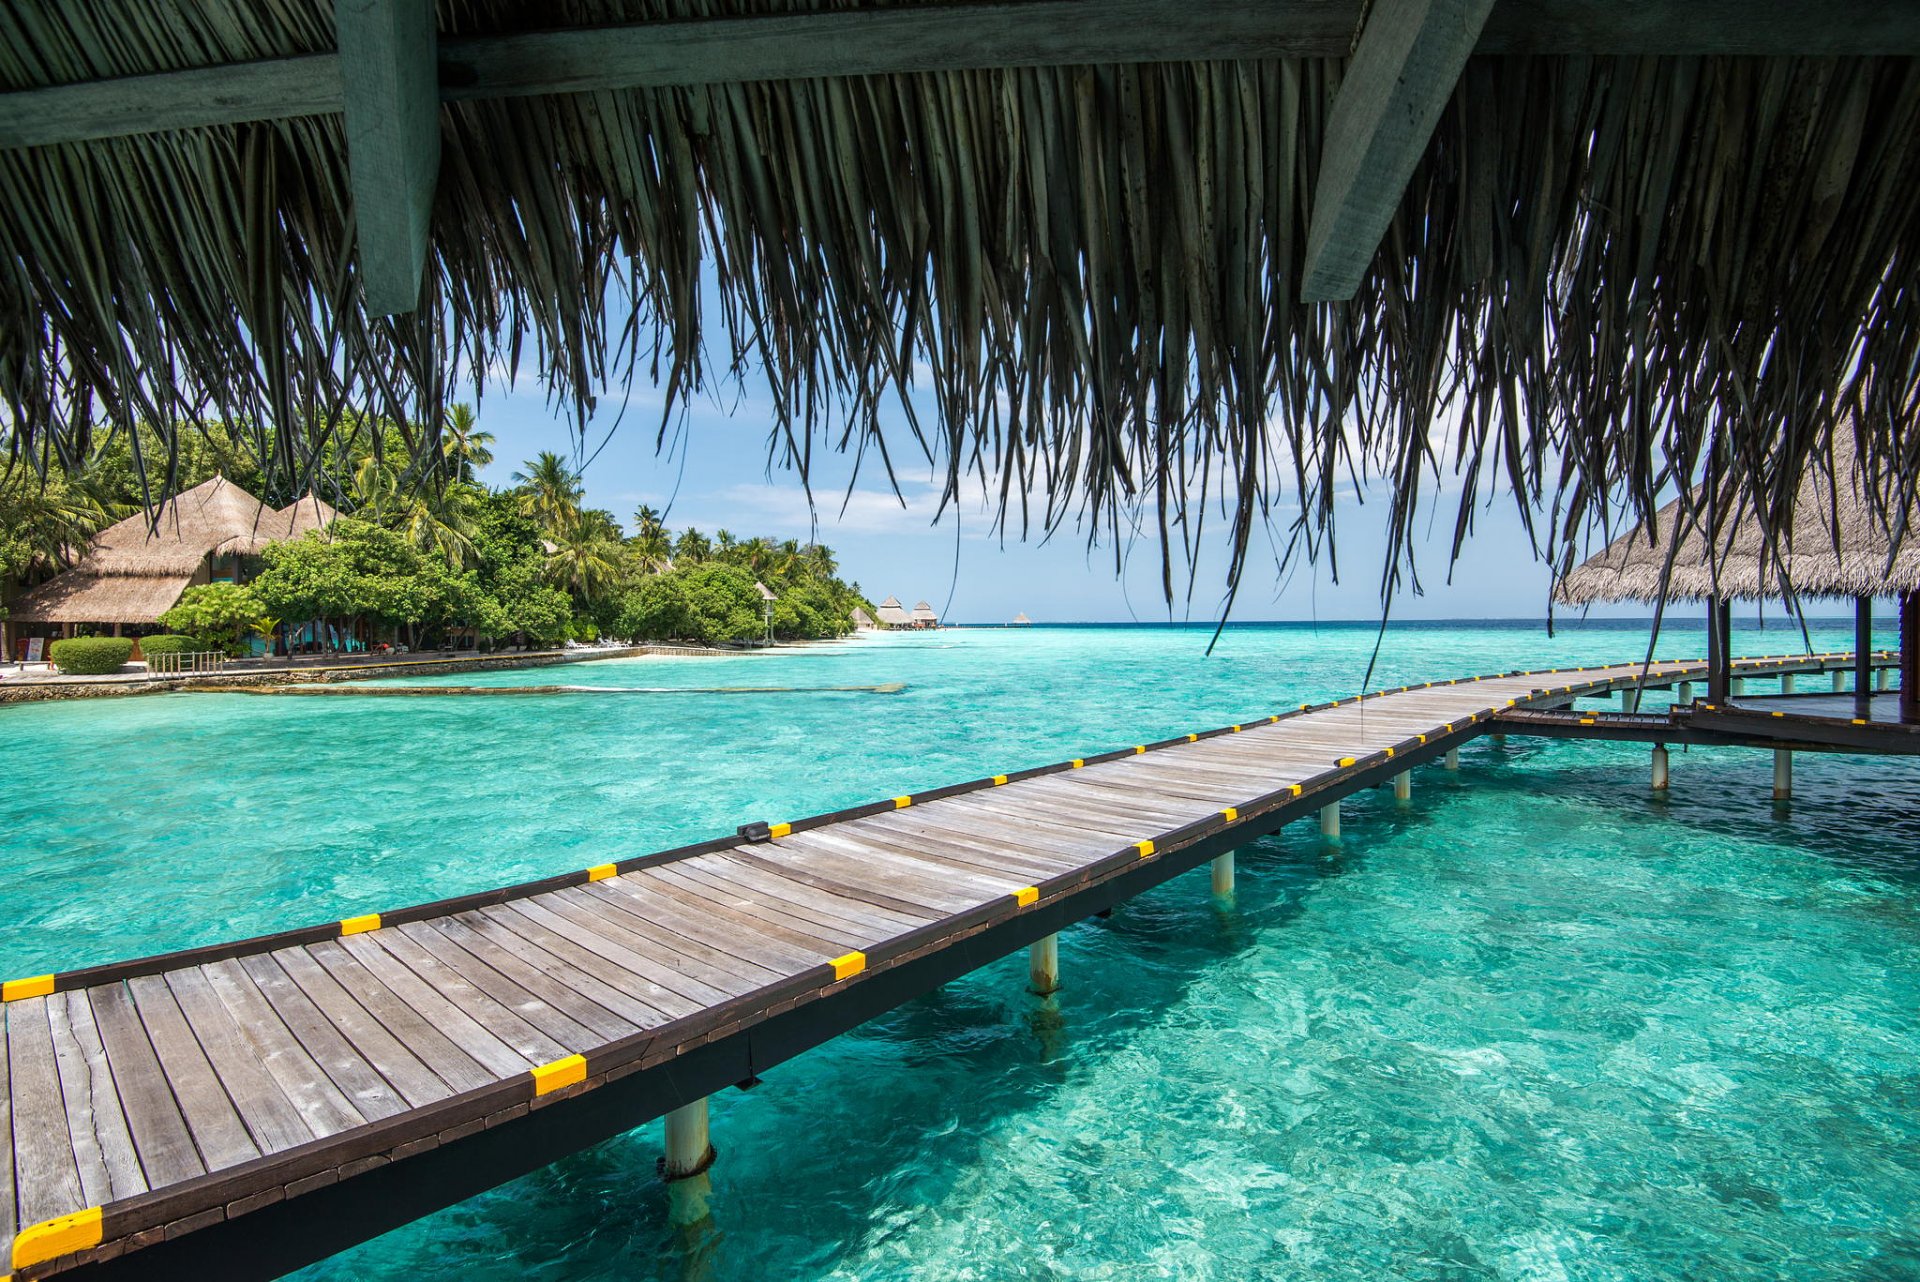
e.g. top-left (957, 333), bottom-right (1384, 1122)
top-left (3, 477), bottom-right (335, 660)
top-left (910, 601), bottom-right (940, 628)
top-left (1012, 612), bottom-right (1032, 625)
top-left (850, 606), bottom-right (876, 630)
top-left (874, 595), bottom-right (913, 627)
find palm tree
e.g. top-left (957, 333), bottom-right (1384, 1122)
top-left (511, 451), bottom-right (584, 535)
top-left (629, 506), bottom-right (672, 571)
top-left (441, 404), bottom-right (495, 482)
top-left (803, 542), bottom-right (838, 580)
top-left (543, 511), bottom-right (621, 604)
top-left (673, 528), bottom-right (711, 564)
top-left (349, 454), bottom-right (477, 568)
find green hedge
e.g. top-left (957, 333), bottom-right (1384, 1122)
top-left (137, 634), bottom-right (204, 658)
top-left (49, 637), bottom-right (135, 674)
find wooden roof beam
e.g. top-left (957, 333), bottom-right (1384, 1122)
top-left (1301, 0), bottom-right (1497, 302)
top-left (4, 0), bottom-right (1920, 154)
top-left (336, 0), bottom-right (440, 316)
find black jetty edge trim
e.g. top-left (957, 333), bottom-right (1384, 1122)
top-left (18, 650), bottom-right (1882, 996)
top-left (22, 650), bottom-right (1881, 1279)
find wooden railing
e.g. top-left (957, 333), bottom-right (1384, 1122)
top-left (145, 650), bottom-right (227, 675)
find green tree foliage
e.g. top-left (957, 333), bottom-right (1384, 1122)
top-left (252, 520), bottom-right (479, 637)
top-left (159, 583), bottom-right (274, 655)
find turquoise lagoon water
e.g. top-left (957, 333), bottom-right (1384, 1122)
top-left (3, 620), bottom-right (1918, 1280)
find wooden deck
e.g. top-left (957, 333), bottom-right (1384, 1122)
top-left (0, 651), bottom-right (1895, 1280)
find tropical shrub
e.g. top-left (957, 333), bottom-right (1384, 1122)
top-left (137, 634), bottom-right (205, 658)
top-left (49, 636), bottom-right (134, 674)
top-left (159, 583), bottom-right (274, 655)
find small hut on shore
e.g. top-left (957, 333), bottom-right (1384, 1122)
top-left (851, 606), bottom-right (876, 630)
top-left (1557, 430), bottom-right (1917, 719)
top-left (4, 477), bottom-right (337, 659)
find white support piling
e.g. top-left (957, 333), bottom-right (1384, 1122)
top-left (663, 1097), bottom-right (715, 1225)
top-left (1780, 672), bottom-right (1795, 695)
top-left (1392, 771), bottom-right (1411, 803)
top-left (1730, 676), bottom-right (1746, 696)
top-left (1210, 852), bottom-right (1235, 899)
top-left (1773, 749), bottom-right (1793, 801)
top-left (1490, 733), bottom-right (1507, 745)
top-left (1028, 933), bottom-right (1060, 995)
top-left (1833, 669), bottom-right (1847, 692)
top-left (1443, 747), bottom-right (1460, 771)
top-left (1877, 667), bottom-right (1891, 691)
top-left (1320, 801), bottom-right (1341, 839)
top-left (1677, 681), bottom-right (1693, 705)
top-left (1651, 745), bottom-right (1669, 792)
top-left (1622, 688), bottom-right (1642, 713)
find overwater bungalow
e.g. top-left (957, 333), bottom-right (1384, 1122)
top-left (1557, 423), bottom-right (1919, 723)
top-left (910, 601), bottom-right (940, 628)
top-left (874, 595), bottom-right (914, 627)
top-left (2, 478), bottom-right (335, 661)
top-left (1012, 612), bottom-right (1032, 625)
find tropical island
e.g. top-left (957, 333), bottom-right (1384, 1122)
top-left (1, 414), bottom-right (877, 667)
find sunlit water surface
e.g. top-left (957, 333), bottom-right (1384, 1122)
top-left (2, 621), bottom-right (1916, 1281)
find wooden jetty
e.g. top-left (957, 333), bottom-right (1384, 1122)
top-left (0, 651), bottom-right (1900, 1280)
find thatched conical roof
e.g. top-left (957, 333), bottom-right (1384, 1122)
top-left (7, 475), bottom-right (334, 623)
top-left (875, 596), bottom-right (913, 626)
top-left (4, 4), bottom-right (1920, 602)
top-left (1557, 422), bottom-right (1920, 605)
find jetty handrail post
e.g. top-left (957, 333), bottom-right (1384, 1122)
top-left (1856, 595), bottom-right (1874, 718)
top-left (1903, 590), bottom-right (1919, 724)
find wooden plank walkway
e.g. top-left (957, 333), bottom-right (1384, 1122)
top-left (0, 651), bottom-right (1894, 1280)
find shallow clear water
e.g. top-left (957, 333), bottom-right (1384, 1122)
top-left (3, 620), bottom-right (1916, 1281)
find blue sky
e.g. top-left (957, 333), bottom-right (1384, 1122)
top-left (466, 369), bottom-right (1757, 626)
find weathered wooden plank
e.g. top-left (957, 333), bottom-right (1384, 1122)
top-left (550, 885), bottom-right (797, 989)
top-left (261, 949), bottom-right (459, 1109)
top-left (379, 923), bottom-right (603, 1053)
top-left (86, 983), bottom-right (206, 1188)
top-left (692, 854), bottom-right (935, 934)
top-left (624, 867), bottom-right (860, 956)
top-left (198, 959), bottom-right (370, 1137)
top-left (7, 998), bottom-right (86, 1225)
top-left (845, 813), bottom-right (1083, 878)
top-left (303, 942), bottom-right (501, 1092)
top-left (439, 912), bottom-right (680, 1032)
top-left (126, 974), bottom-right (261, 1172)
top-left (163, 968), bottom-right (322, 1154)
top-left (724, 846), bottom-right (962, 921)
top-left (46, 990), bottom-right (147, 1207)
top-left (336, 0), bottom-right (440, 314)
top-left (336, 932), bottom-right (551, 1076)
top-left (487, 902), bottom-right (731, 1012)
top-left (222, 956), bottom-right (410, 1123)
top-left (775, 831), bottom-right (1016, 906)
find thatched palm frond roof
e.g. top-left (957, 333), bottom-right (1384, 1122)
top-left (1556, 421), bottom-right (1920, 605)
top-left (4, 3), bottom-right (1920, 599)
top-left (7, 475), bottom-right (335, 622)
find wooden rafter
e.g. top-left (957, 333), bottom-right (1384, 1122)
top-left (4, 0), bottom-right (1920, 153)
top-left (1301, 0), bottom-right (1498, 301)
top-left (335, 0), bottom-right (440, 316)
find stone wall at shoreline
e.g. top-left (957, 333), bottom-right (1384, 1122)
top-left (0, 644), bottom-right (744, 705)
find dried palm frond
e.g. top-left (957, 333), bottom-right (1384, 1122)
top-left (3, 1), bottom-right (1919, 606)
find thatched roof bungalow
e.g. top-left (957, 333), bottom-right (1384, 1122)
top-left (850, 606), bottom-right (876, 630)
top-left (910, 601), bottom-right (939, 628)
top-left (3, 2), bottom-right (1920, 606)
top-left (874, 596), bottom-right (913, 628)
top-left (1556, 425), bottom-right (1917, 714)
top-left (5, 477), bottom-right (337, 637)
